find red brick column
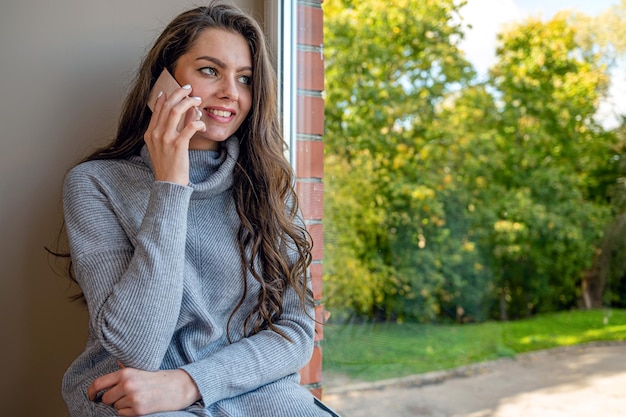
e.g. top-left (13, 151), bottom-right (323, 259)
top-left (295, 0), bottom-right (325, 400)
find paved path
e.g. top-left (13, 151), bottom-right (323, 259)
top-left (322, 342), bottom-right (626, 417)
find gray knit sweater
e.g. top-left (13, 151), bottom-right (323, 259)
top-left (61, 137), bottom-right (328, 417)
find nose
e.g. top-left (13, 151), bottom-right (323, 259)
top-left (218, 76), bottom-right (238, 102)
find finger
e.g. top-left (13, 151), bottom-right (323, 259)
top-left (164, 96), bottom-right (203, 135)
top-left (100, 384), bottom-right (126, 408)
top-left (156, 84), bottom-right (193, 124)
top-left (185, 102), bottom-right (203, 124)
top-left (115, 406), bottom-right (135, 417)
top-left (144, 92), bottom-right (167, 148)
top-left (88, 372), bottom-right (120, 401)
top-left (168, 84), bottom-right (193, 102)
top-left (175, 120), bottom-right (207, 144)
top-left (149, 85), bottom-right (191, 137)
top-left (146, 90), bottom-right (166, 132)
top-left (111, 393), bottom-right (139, 415)
top-left (117, 360), bottom-right (126, 369)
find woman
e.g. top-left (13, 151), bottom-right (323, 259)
top-left (61, 2), bottom-right (331, 416)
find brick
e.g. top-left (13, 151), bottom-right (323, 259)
top-left (308, 223), bottom-right (323, 261)
top-left (297, 95), bottom-right (325, 135)
top-left (314, 304), bottom-right (325, 341)
top-left (310, 263), bottom-right (323, 300)
top-left (309, 387), bottom-right (323, 400)
top-left (299, 345), bottom-right (323, 385)
top-left (297, 51), bottom-right (325, 91)
top-left (297, 5), bottom-right (324, 46)
top-left (297, 140), bottom-right (324, 179)
top-left (297, 181), bottom-right (324, 220)
top-left (296, 0), bottom-right (325, 398)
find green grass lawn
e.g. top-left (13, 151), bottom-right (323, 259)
top-left (321, 309), bottom-right (626, 382)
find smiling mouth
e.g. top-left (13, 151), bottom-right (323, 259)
top-left (207, 109), bottom-right (233, 118)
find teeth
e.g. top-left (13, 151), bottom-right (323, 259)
top-left (208, 109), bottom-right (232, 117)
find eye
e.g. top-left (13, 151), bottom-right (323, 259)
top-left (199, 67), bottom-right (217, 76)
top-left (238, 75), bottom-right (252, 85)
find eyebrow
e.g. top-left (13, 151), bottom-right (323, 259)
top-left (195, 55), bottom-right (252, 72)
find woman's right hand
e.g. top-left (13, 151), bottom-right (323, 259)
top-left (143, 85), bottom-right (206, 186)
top-left (88, 362), bottom-right (201, 416)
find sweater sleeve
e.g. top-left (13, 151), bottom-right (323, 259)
top-left (181, 269), bottom-right (316, 406)
top-left (63, 166), bottom-right (193, 371)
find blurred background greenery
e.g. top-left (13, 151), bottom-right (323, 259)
top-left (321, 0), bottom-right (626, 381)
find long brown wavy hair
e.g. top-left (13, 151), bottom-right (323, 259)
top-left (60, 2), bottom-right (313, 341)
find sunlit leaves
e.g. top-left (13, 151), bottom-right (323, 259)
top-left (324, 0), bottom-right (472, 158)
top-left (323, 1), bottom-right (620, 322)
top-left (448, 15), bottom-right (614, 318)
top-left (323, 0), bottom-right (477, 322)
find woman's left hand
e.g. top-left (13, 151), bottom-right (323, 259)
top-left (87, 362), bottom-right (201, 416)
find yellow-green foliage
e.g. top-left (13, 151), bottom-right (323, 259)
top-left (323, 0), bottom-right (621, 322)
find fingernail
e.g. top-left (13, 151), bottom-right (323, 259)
top-left (191, 96), bottom-right (202, 101)
top-left (196, 108), bottom-right (202, 120)
top-left (182, 84), bottom-right (192, 89)
top-left (157, 91), bottom-right (163, 98)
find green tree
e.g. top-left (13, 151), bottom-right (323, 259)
top-left (572, 0), bottom-right (626, 58)
top-left (569, 1), bottom-right (626, 308)
top-left (324, 1), bottom-right (621, 323)
top-left (323, 0), bottom-right (488, 321)
top-left (444, 16), bottom-right (615, 318)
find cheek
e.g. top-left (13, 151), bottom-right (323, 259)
top-left (192, 86), bottom-right (210, 101)
top-left (241, 92), bottom-right (253, 117)
top-left (172, 65), bottom-right (194, 87)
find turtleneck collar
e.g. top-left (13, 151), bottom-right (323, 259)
top-left (139, 136), bottom-right (240, 199)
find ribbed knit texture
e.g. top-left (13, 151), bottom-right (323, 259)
top-left (61, 137), bottom-right (329, 417)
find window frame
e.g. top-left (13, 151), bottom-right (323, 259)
top-left (265, 0), bottom-right (298, 171)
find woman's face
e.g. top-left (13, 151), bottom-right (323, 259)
top-left (173, 28), bottom-right (253, 150)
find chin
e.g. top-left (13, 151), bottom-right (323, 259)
top-left (205, 129), bottom-right (236, 141)
top-left (189, 132), bottom-right (229, 151)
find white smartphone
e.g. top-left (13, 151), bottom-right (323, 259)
top-left (147, 69), bottom-right (200, 131)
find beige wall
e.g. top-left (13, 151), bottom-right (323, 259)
top-left (0, 0), bottom-right (262, 415)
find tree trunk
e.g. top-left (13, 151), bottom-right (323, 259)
top-left (581, 214), bottom-right (626, 309)
top-left (581, 258), bottom-right (606, 309)
top-left (499, 289), bottom-right (508, 321)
